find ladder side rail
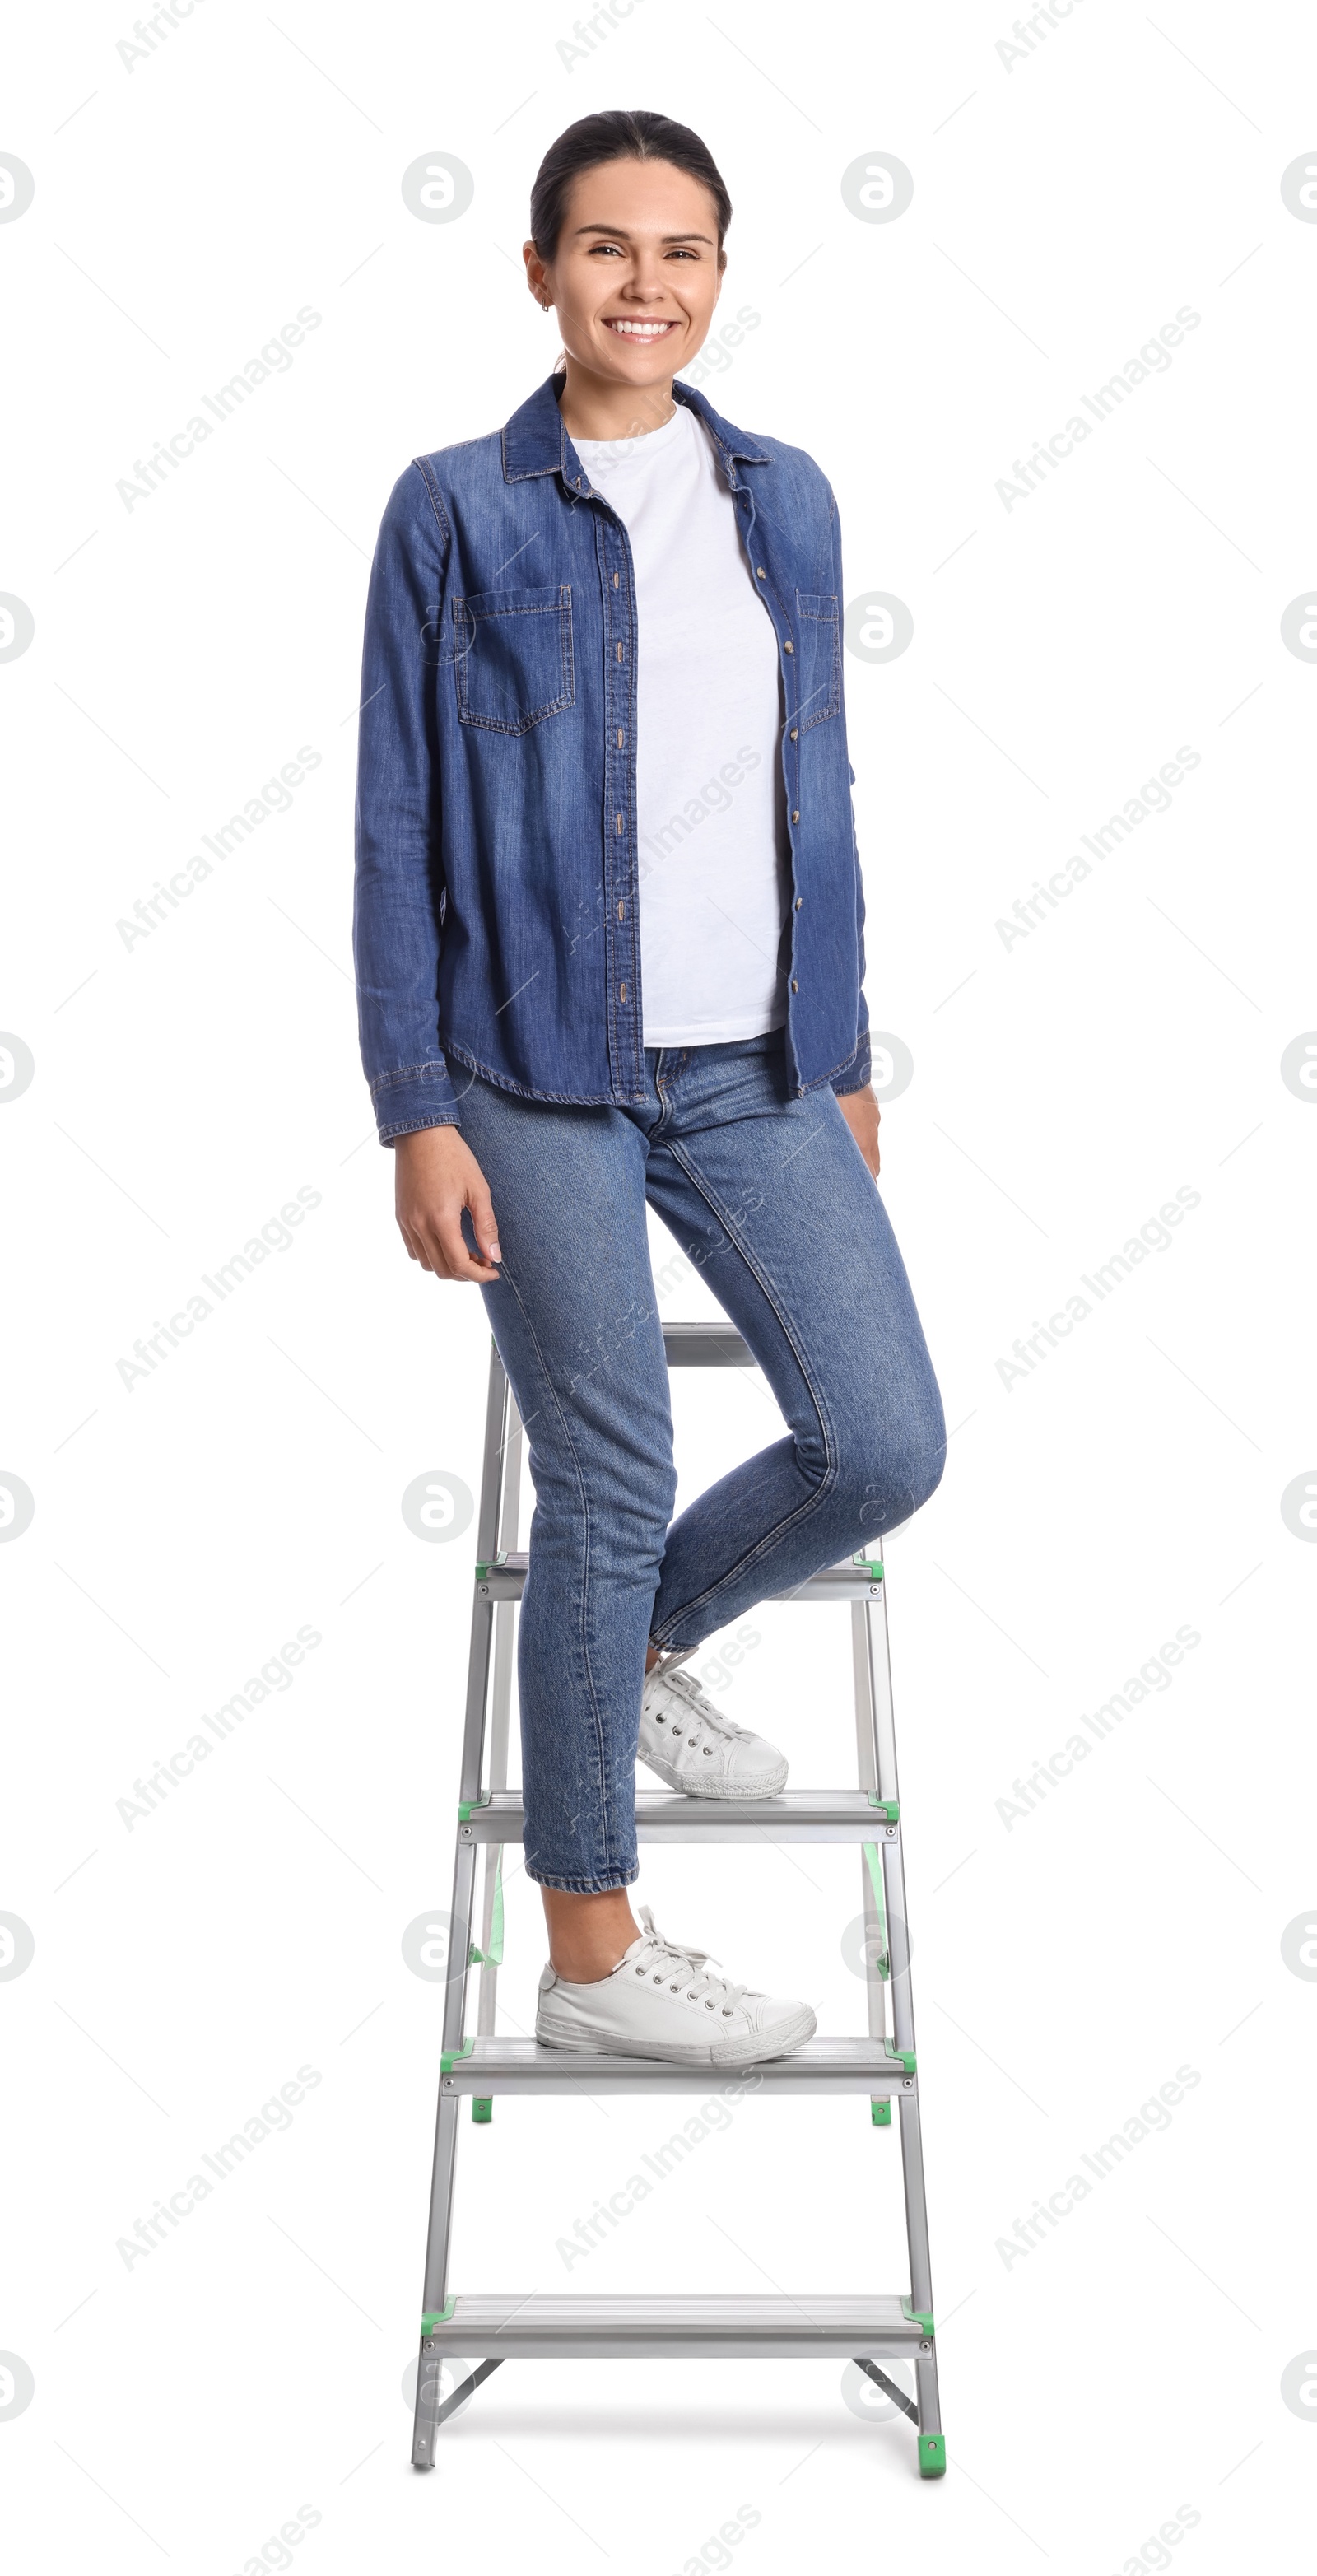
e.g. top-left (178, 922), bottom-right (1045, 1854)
top-left (865, 1572), bottom-right (941, 2436)
top-left (477, 1402), bottom-right (522, 2038)
top-left (914, 2351), bottom-right (942, 2451)
top-left (899, 2092), bottom-right (942, 2453)
top-left (414, 1341), bottom-right (512, 2466)
top-left (850, 1605), bottom-right (888, 2048)
top-left (457, 1347), bottom-right (510, 1807)
top-left (414, 1840), bottom-right (480, 2467)
top-left (864, 1580), bottom-right (901, 1811)
top-left (896, 2089), bottom-right (936, 2322)
top-left (849, 1601), bottom-right (878, 1791)
top-left (875, 1763), bottom-right (916, 2064)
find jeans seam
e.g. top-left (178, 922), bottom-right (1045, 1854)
top-left (647, 1134), bottom-right (843, 1642)
top-left (498, 1261), bottom-right (624, 1886)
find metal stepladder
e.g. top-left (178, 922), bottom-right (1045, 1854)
top-left (412, 1319), bottom-right (945, 2478)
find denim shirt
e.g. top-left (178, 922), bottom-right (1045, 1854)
top-left (352, 371), bottom-right (872, 1141)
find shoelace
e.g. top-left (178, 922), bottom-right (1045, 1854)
top-left (630, 1903), bottom-right (749, 2015)
top-left (650, 1666), bottom-right (752, 1752)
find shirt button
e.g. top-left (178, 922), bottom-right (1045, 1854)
top-left (791, 979), bottom-right (799, 993)
top-left (794, 897), bottom-right (803, 910)
top-left (755, 566), bottom-right (766, 579)
top-left (619, 982), bottom-right (628, 1002)
top-left (784, 640), bottom-right (794, 655)
top-left (789, 727), bottom-right (798, 741)
top-left (792, 808), bottom-right (800, 823)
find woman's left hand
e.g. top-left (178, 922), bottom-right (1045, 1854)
top-left (837, 1083), bottom-right (881, 1177)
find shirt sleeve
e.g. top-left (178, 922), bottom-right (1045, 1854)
top-left (352, 459), bottom-right (465, 1143)
top-left (823, 483), bottom-right (873, 1098)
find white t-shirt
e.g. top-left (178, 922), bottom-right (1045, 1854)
top-left (570, 401), bottom-right (790, 1046)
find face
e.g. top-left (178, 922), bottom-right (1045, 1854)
top-left (526, 156), bottom-right (724, 387)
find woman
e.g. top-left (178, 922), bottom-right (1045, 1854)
top-left (353, 109), bottom-right (946, 2068)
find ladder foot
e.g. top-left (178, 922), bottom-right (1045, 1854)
top-left (918, 2432), bottom-right (946, 2479)
top-left (472, 2098), bottom-right (492, 2123)
top-left (870, 2098), bottom-right (891, 2126)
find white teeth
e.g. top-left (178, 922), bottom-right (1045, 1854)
top-left (607, 320), bottom-right (672, 337)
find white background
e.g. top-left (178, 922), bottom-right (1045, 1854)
top-left (2, 2), bottom-right (1315, 2569)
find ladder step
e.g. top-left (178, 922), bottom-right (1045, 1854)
top-left (661, 1321), bottom-right (753, 1367)
top-left (423, 2293), bottom-right (928, 2359)
top-left (476, 1550), bottom-right (882, 1602)
top-left (440, 2036), bottom-right (913, 2096)
top-left (459, 1789), bottom-right (896, 1844)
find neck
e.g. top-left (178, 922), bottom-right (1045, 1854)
top-left (556, 359), bottom-right (677, 444)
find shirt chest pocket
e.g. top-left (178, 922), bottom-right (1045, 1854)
top-left (792, 591), bottom-right (840, 732)
top-left (454, 585), bottom-right (575, 734)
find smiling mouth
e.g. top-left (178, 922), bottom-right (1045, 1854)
top-left (603, 317), bottom-right (679, 340)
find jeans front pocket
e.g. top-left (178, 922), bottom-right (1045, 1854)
top-left (793, 590), bottom-right (840, 733)
top-left (454, 585), bottom-right (575, 734)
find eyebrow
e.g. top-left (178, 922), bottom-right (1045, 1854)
top-left (572, 224), bottom-right (716, 245)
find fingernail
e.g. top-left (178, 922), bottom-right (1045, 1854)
top-left (489, 1243), bottom-right (502, 1262)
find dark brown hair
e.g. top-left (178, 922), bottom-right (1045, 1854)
top-left (529, 109), bottom-right (732, 265)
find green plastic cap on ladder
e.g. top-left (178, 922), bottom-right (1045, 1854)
top-left (871, 2099), bottom-right (891, 2126)
top-left (472, 2098), bottom-right (492, 2123)
top-left (918, 2432), bottom-right (946, 2477)
top-left (420, 2297), bottom-right (456, 2336)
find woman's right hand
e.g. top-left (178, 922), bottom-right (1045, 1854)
top-left (393, 1126), bottom-right (502, 1283)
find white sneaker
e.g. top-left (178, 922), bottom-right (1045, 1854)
top-left (535, 1904), bottom-right (816, 2068)
top-left (638, 1661), bottom-right (788, 1799)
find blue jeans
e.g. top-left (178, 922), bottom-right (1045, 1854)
top-left (459, 1030), bottom-right (946, 1892)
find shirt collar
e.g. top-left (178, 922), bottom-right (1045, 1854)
top-left (500, 370), bottom-right (770, 490)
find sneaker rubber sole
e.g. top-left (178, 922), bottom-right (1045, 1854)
top-left (637, 1750), bottom-right (789, 1800)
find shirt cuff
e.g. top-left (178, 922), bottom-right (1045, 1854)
top-left (831, 1030), bottom-right (872, 1097)
top-left (370, 1061), bottom-right (463, 1144)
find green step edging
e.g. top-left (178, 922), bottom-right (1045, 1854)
top-left (867, 1793), bottom-right (899, 1820)
top-left (421, 2298), bottom-right (456, 2335)
top-left (902, 2299), bottom-right (934, 2338)
top-left (440, 2036), bottom-right (476, 2074)
top-left (917, 2433), bottom-right (946, 2478)
top-left (851, 1553), bottom-right (885, 1580)
top-left (886, 2043), bottom-right (915, 2074)
top-left (457, 1795), bottom-right (491, 1822)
